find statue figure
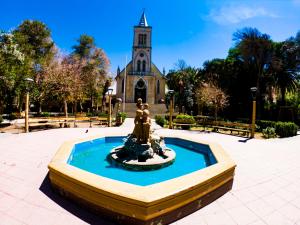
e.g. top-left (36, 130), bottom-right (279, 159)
top-left (142, 103), bottom-right (151, 143)
top-left (109, 98), bottom-right (176, 168)
top-left (132, 98), bottom-right (144, 143)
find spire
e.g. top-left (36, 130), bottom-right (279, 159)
top-left (138, 9), bottom-right (148, 27)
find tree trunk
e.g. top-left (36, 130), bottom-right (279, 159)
top-left (64, 99), bottom-right (68, 118)
top-left (281, 87), bottom-right (286, 106)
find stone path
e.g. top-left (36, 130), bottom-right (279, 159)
top-left (0, 119), bottom-right (300, 225)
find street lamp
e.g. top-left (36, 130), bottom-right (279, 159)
top-left (24, 77), bottom-right (34, 133)
top-left (168, 90), bottom-right (175, 129)
top-left (178, 79), bottom-right (184, 113)
top-left (107, 88), bottom-right (113, 127)
top-left (250, 87), bottom-right (257, 138)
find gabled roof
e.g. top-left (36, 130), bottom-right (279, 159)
top-left (138, 11), bottom-right (148, 27)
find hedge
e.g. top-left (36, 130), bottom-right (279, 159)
top-left (256, 120), bottom-right (277, 132)
top-left (275, 122), bottom-right (298, 138)
top-left (155, 115), bottom-right (166, 127)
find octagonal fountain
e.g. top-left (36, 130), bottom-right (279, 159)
top-left (48, 99), bottom-right (236, 225)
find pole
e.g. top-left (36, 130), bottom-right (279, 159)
top-left (251, 100), bottom-right (256, 138)
top-left (169, 95), bottom-right (173, 129)
top-left (108, 94), bottom-right (112, 127)
top-left (25, 91), bottom-right (29, 133)
top-left (123, 55), bottom-right (127, 112)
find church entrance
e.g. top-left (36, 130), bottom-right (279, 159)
top-left (135, 79), bottom-right (147, 103)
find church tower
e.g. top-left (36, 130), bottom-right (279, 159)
top-left (132, 11), bottom-right (152, 74)
top-left (115, 11), bottom-right (166, 113)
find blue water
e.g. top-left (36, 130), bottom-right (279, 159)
top-left (68, 137), bottom-right (217, 186)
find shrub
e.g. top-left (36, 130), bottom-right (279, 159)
top-left (155, 115), bottom-right (166, 127)
top-left (275, 122), bottom-right (298, 138)
top-left (117, 112), bottom-right (127, 121)
top-left (0, 115), bottom-right (3, 123)
top-left (86, 112), bottom-right (108, 117)
top-left (40, 112), bottom-right (50, 117)
top-left (7, 113), bottom-right (18, 120)
top-left (174, 114), bottom-right (195, 124)
top-left (262, 127), bottom-right (276, 139)
top-left (174, 114), bottom-right (195, 130)
top-left (256, 120), bottom-right (276, 131)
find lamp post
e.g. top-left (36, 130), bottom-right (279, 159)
top-left (107, 88), bottom-right (113, 127)
top-left (178, 79), bottom-right (184, 113)
top-left (250, 87), bottom-right (257, 138)
top-left (24, 78), bottom-right (34, 133)
top-left (168, 90), bottom-right (174, 129)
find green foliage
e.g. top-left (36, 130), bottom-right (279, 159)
top-left (8, 113), bottom-right (18, 120)
top-left (0, 115), bottom-right (3, 123)
top-left (39, 112), bottom-right (50, 117)
top-left (256, 120), bottom-right (277, 131)
top-left (262, 127), bottom-right (276, 139)
top-left (72, 34), bottom-right (95, 59)
top-left (117, 112), bottom-right (127, 121)
top-left (86, 111), bottom-right (108, 117)
top-left (174, 114), bottom-right (195, 124)
top-left (155, 115), bottom-right (166, 127)
top-left (275, 122), bottom-right (298, 137)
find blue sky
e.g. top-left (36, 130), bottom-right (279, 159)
top-left (1, 0), bottom-right (300, 76)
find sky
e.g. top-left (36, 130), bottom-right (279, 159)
top-left (1, 0), bottom-right (300, 76)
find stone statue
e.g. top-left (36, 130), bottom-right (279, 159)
top-left (142, 103), bottom-right (151, 143)
top-left (132, 98), bottom-right (144, 143)
top-left (108, 98), bottom-right (176, 169)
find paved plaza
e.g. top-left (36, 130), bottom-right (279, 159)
top-left (0, 119), bottom-right (300, 225)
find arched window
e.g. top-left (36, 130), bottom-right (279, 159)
top-left (157, 80), bottom-right (160, 94)
top-left (142, 60), bottom-right (146, 72)
top-left (137, 60), bottom-right (141, 72)
top-left (121, 78), bottom-right (124, 93)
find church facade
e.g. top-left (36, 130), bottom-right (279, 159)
top-left (115, 12), bottom-right (166, 105)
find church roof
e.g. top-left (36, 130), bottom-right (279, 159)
top-left (138, 11), bottom-right (148, 27)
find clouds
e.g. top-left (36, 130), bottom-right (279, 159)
top-left (206, 5), bottom-right (277, 25)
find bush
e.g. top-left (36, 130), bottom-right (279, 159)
top-left (40, 112), bottom-right (50, 117)
top-left (0, 115), bottom-right (3, 123)
top-left (117, 112), bottom-right (127, 121)
top-left (174, 114), bottom-right (195, 130)
top-left (275, 122), bottom-right (298, 138)
top-left (256, 120), bottom-right (276, 131)
top-left (155, 115), bottom-right (166, 127)
top-left (262, 127), bottom-right (276, 139)
top-left (86, 112), bottom-right (108, 117)
top-left (174, 114), bottom-right (195, 124)
top-left (7, 113), bottom-right (19, 120)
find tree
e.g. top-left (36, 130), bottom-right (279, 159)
top-left (0, 31), bottom-right (25, 113)
top-left (196, 82), bottom-right (229, 120)
top-left (233, 27), bottom-right (273, 118)
top-left (13, 20), bottom-right (55, 113)
top-left (43, 53), bottom-right (84, 117)
top-left (270, 41), bottom-right (299, 105)
top-left (72, 34), bottom-right (110, 110)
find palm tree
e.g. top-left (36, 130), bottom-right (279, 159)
top-left (271, 41), bottom-right (299, 105)
top-left (233, 27), bottom-right (274, 118)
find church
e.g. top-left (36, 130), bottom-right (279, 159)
top-left (115, 12), bottom-right (166, 113)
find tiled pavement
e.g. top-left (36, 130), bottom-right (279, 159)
top-left (0, 119), bottom-right (300, 225)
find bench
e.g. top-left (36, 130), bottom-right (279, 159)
top-left (211, 122), bottom-right (251, 137)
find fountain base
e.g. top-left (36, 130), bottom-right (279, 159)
top-left (108, 146), bottom-right (176, 171)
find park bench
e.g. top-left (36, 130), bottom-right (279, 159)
top-left (172, 122), bottom-right (197, 129)
top-left (211, 121), bottom-right (251, 137)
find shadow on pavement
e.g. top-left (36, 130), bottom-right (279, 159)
top-left (39, 173), bottom-right (116, 225)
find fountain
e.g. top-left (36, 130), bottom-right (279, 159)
top-left (48, 99), bottom-right (236, 225)
top-left (108, 98), bottom-right (176, 170)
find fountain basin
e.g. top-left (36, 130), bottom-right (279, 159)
top-left (48, 133), bottom-right (236, 225)
top-left (109, 146), bottom-right (176, 171)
